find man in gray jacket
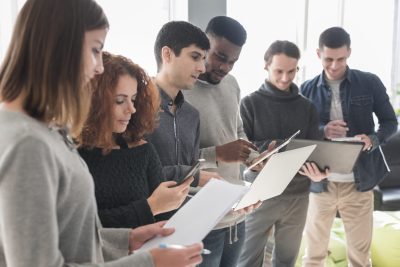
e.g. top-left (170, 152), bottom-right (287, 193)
top-left (147, 21), bottom-right (221, 189)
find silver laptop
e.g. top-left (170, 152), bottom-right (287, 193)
top-left (286, 139), bottom-right (364, 173)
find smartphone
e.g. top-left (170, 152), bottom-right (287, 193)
top-left (179, 159), bottom-right (205, 185)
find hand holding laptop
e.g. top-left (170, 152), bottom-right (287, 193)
top-left (354, 134), bottom-right (373, 151)
top-left (232, 200), bottom-right (263, 215)
top-left (299, 162), bottom-right (330, 182)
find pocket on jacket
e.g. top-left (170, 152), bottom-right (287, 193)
top-left (350, 95), bottom-right (373, 107)
top-left (350, 95), bottom-right (374, 130)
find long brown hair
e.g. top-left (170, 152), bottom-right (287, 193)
top-left (0, 0), bottom-right (109, 136)
top-left (79, 52), bottom-right (160, 151)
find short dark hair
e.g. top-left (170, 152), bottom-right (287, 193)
top-left (319, 27), bottom-right (351, 49)
top-left (264, 40), bottom-right (300, 65)
top-left (205, 16), bottom-right (247, 47)
top-left (154, 21), bottom-right (210, 71)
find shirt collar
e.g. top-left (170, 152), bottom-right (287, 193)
top-left (158, 85), bottom-right (185, 108)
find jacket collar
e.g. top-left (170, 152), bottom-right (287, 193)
top-left (317, 66), bottom-right (352, 87)
top-left (157, 85), bottom-right (185, 108)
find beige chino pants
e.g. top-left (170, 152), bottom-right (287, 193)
top-left (302, 182), bottom-right (373, 267)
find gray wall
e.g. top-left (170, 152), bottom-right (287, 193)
top-left (188, 0), bottom-right (226, 30)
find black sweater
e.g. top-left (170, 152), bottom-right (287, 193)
top-left (79, 142), bottom-right (165, 228)
top-left (240, 81), bottom-right (320, 196)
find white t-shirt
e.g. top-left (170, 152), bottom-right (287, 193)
top-left (327, 78), bottom-right (355, 182)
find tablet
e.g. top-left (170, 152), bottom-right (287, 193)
top-left (246, 130), bottom-right (300, 170)
top-left (285, 139), bottom-right (364, 173)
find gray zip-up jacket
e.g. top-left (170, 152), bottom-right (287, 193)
top-left (146, 88), bottom-right (200, 186)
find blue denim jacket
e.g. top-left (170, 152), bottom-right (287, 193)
top-left (301, 68), bottom-right (398, 192)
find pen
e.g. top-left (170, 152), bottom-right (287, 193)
top-left (159, 244), bottom-right (211, 255)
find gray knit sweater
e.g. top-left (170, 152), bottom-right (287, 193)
top-left (183, 74), bottom-right (247, 229)
top-left (0, 110), bottom-right (153, 267)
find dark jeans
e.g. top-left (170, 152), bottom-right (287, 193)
top-left (199, 221), bottom-right (245, 267)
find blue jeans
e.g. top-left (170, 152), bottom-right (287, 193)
top-left (199, 221), bottom-right (245, 267)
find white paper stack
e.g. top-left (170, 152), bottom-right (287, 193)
top-left (138, 178), bottom-right (248, 250)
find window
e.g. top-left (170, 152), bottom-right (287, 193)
top-left (227, 0), bottom-right (302, 97)
top-left (0, 0), bottom-right (173, 77)
top-left (228, 0), bottom-right (396, 100)
top-left (0, 0), bottom-right (26, 63)
top-left (97, 0), bottom-right (171, 75)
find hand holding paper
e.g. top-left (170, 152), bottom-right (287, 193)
top-left (138, 179), bottom-right (248, 251)
top-left (150, 243), bottom-right (204, 267)
top-left (129, 221), bottom-right (174, 253)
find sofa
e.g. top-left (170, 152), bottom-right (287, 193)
top-left (374, 130), bottom-right (400, 211)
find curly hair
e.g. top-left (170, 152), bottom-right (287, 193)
top-left (79, 52), bottom-right (160, 151)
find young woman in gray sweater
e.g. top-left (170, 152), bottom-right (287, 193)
top-left (0, 0), bottom-right (203, 266)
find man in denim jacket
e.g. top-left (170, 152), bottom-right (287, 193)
top-left (300, 27), bottom-right (397, 267)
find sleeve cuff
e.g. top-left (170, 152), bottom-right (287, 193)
top-left (243, 169), bottom-right (258, 183)
top-left (200, 147), bottom-right (218, 169)
top-left (100, 228), bottom-right (131, 260)
top-left (368, 134), bottom-right (379, 151)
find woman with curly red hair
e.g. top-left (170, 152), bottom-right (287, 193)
top-left (79, 52), bottom-right (192, 229)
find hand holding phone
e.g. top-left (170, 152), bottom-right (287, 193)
top-left (148, 178), bottom-right (193, 215)
top-left (178, 159), bottom-right (205, 185)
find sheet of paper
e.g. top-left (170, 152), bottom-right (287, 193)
top-left (235, 145), bottom-right (316, 210)
top-left (138, 179), bottom-right (248, 251)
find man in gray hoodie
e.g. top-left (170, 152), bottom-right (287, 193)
top-left (238, 40), bottom-right (326, 267)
